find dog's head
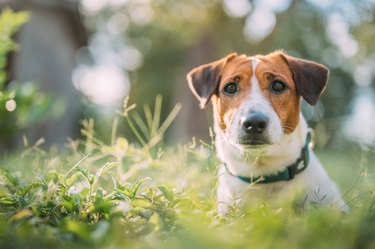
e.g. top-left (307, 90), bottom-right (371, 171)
top-left (187, 51), bottom-right (328, 147)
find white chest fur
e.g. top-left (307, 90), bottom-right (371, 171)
top-left (215, 115), bottom-right (348, 215)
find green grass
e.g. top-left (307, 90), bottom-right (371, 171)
top-left (0, 101), bottom-right (375, 249)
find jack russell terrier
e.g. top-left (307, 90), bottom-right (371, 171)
top-left (187, 51), bottom-right (348, 215)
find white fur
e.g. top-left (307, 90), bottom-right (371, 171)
top-left (227, 59), bottom-right (282, 151)
top-left (215, 59), bottom-right (348, 215)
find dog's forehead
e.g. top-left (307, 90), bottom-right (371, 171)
top-left (255, 52), bottom-right (292, 73)
top-left (221, 52), bottom-right (292, 80)
top-left (221, 55), bottom-right (252, 77)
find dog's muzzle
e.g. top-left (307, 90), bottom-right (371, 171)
top-left (239, 112), bottom-right (271, 145)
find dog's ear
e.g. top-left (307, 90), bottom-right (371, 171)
top-left (187, 53), bottom-right (237, 108)
top-left (280, 53), bottom-right (329, 105)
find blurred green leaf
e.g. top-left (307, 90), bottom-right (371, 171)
top-left (0, 9), bottom-right (65, 148)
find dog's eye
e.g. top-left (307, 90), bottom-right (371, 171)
top-left (271, 80), bottom-right (287, 93)
top-left (223, 83), bottom-right (238, 96)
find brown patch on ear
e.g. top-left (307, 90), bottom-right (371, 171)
top-left (279, 53), bottom-right (329, 105)
top-left (187, 53), bottom-right (237, 108)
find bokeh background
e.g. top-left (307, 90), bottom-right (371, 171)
top-left (1, 0), bottom-right (375, 152)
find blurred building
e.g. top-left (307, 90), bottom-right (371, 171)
top-left (2, 0), bottom-right (87, 146)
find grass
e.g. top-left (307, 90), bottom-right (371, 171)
top-left (0, 98), bottom-right (375, 249)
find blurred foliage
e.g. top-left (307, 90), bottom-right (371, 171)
top-left (0, 102), bottom-right (374, 249)
top-left (0, 8), bottom-right (64, 149)
top-left (0, 3), bottom-right (373, 249)
top-left (0, 3), bottom-right (373, 248)
top-left (78, 0), bottom-right (375, 147)
top-left (0, 8), bottom-right (28, 69)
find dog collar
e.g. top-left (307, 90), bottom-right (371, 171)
top-left (223, 131), bottom-right (312, 184)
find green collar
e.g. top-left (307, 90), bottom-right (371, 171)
top-left (223, 132), bottom-right (312, 184)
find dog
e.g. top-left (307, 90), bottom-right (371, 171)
top-left (187, 51), bottom-right (348, 215)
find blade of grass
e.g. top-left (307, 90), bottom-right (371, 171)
top-left (157, 103), bottom-right (182, 136)
top-left (80, 129), bottom-right (106, 146)
top-left (120, 95), bottom-right (136, 117)
top-left (132, 112), bottom-right (151, 140)
top-left (76, 167), bottom-right (90, 183)
top-left (130, 177), bottom-right (151, 199)
top-left (143, 105), bottom-right (153, 133)
top-left (145, 133), bottom-right (164, 149)
top-left (81, 119), bottom-right (106, 147)
top-left (111, 116), bottom-right (119, 145)
top-left (0, 168), bottom-right (19, 186)
top-left (93, 162), bottom-right (118, 187)
top-left (126, 116), bottom-right (146, 146)
top-left (65, 155), bottom-right (90, 177)
top-left (144, 102), bottom-right (182, 149)
top-left (152, 95), bottom-right (163, 137)
top-left (199, 139), bottom-right (213, 150)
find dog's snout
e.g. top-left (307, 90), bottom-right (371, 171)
top-left (240, 113), bottom-right (268, 134)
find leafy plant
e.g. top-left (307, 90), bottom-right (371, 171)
top-left (0, 8), bottom-right (64, 149)
top-left (0, 95), bottom-right (374, 249)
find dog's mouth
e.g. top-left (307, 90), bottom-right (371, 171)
top-left (240, 139), bottom-right (269, 145)
top-left (238, 141), bottom-right (271, 150)
top-left (225, 128), bottom-right (277, 150)
top-left (238, 136), bottom-right (273, 147)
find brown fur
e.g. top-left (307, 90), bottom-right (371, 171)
top-left (187, 51), bottom-right (328, 134)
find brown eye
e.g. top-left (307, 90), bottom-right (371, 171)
top-left (271, 80), bottom-right (287, 93)
top-left (223, 83), bottom-right (238, 96)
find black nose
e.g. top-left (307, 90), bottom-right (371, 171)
top-left (241, 113), bottom-right (268, 134)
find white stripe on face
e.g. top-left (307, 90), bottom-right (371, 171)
top-left (250, 59), bottom-right (265, 103)
top-left (245, 58), bottom-right (274, 114)
top-left (227, 57), bottom-right (282, 146)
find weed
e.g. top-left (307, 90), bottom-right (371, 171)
top-left (0, 97), bottom-right (374, 249)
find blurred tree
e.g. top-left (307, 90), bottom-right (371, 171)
top-left (2, 0), bottom-right (88, 148)
top-left (0, 8), bottom-right (60, 151)
top-left (70, 0), bottom-right (375, 146)
top-left (3, 0), bottom-right (374, 150)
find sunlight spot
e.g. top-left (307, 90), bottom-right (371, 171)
top-left (343, 89), bottom-right (375, 146)
top-left (81, 0), bottom-right (107, 12)
top-left (5, 99), bottom-right (16, 112)
top-left (258, 0), bottom-right (292, 13)
top-left (338, 38), bottom-right (358, 57)
top-left (121, 47), bottom-right (143, 71)
top-left (89, 33), bottom-right (112, 61)
top-left (223, 0), bottom-right (252, 18)
top-left (109, 0), bottom-right (129, 7)
top-left (243, 7), bottom-right (276, 43)
top-left (73, 65), bottom-right (130, 106)
top-left (354, 63), bottom-right (373, 86)
top-left (306, 0), bottom-right (333, 8)
top-left (322, 47), bottom-right (342, 68)
top-left (327, 13), bottom-right (358, 57)
top-left (88, 33), bottom-right (124, 69)
top-left (107, 14), bottom-right (129, 35)
top-left (129, 1), bottom-right (154, 26)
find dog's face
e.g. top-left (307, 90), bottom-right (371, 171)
top-left (187, 51), bottom-right (328, 147)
